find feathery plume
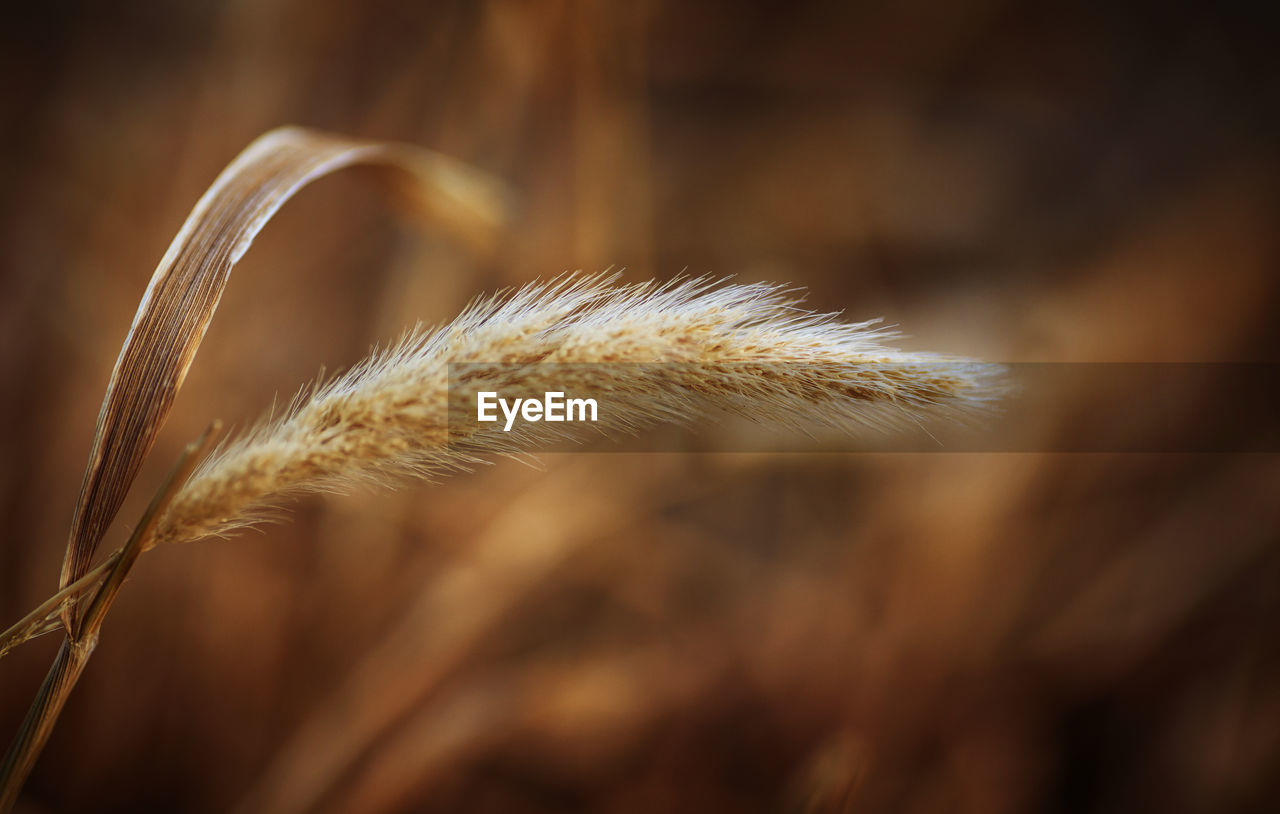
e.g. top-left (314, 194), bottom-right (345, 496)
top-left (152, 275), bottom-right (1003, 547)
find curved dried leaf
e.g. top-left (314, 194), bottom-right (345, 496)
top-left (59, 127), bottom-right (510, 621)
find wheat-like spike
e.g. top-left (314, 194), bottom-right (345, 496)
top-left (151, 275), bottom-right (1004, 547)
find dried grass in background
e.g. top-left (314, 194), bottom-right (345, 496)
top-left (2, 2), bottom-right (1278, 812)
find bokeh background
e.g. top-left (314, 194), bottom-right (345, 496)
top-left (2, 1), bottom-right (1278, 811)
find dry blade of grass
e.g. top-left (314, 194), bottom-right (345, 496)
top-left (154, 274), bottom-right (1004, 550)
top-left (1, 127), bottom-right (508, 813)
top-left (58, 126), bottom-right (509, 630)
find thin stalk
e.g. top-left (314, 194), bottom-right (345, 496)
top-left (0, 423), bottom-right (219, 813)
top-left (0, 553), bottom-right (119, 661)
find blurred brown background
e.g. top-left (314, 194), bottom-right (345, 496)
top-left (2, 1), bottom-right (1278, 812)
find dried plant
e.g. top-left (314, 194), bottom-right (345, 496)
top-left (0, 127), bottom-right (1001, 812)
top-left (57, 126), bottom-right (510, 629)
top-left (1, 126), bottom-right (509, 812)
top-left (155, 275), bottom-right (1002, 550)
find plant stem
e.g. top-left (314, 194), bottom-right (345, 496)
top-left (0, 554), bottom-right (120, 661)
top-left (0, 637), bottom-right (93, 812)
top-left (0, 423), bottom-right (219, 812)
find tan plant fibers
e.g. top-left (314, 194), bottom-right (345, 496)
top-left (57, 126), bottom-right (509, 611)
top-left (153, 274), bottom-right (1003, 548)
top-left (2, 126), bottom-right (509, 811)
